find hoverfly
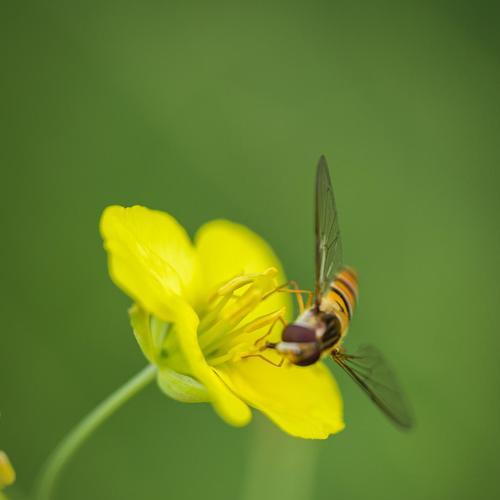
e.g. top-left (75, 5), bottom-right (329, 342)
top-left (266, 156), bottom-right (414, 429)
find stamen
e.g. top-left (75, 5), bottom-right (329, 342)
top-left (199, 288), bottom-right (263, 350)
top-left (198, 293), bottom-right (234, 334)
top-left (211, 273), bottom-right (263, 298)
top-left (204, 308), bottom-right (285, 358)
top-left (223, 309), bottom-right (285, 349)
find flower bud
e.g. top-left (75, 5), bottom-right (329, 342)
top-left (0, 451), bottom-right (15, 488)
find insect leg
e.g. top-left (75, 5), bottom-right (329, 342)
top-left (241, 353), bottom-right (284, 368)
top-left (286, 280), bottom-right (306, 313)
top-left (304, 290), bottom-right (314, 309)
top-left (253, 315), bottom-right (286, 347)
top-left (266, 281), bottom-right (313, 314)
top-left (287, 280), bottom-right (314, 312)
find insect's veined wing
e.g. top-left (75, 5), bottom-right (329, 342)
top-left (315, 155), bottom-right (343, 307)
top-left (332, 345), bottom-right (415, 430)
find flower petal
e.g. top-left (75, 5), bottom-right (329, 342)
top-left (100, 205), bottom-right (201, 320)
top-left (173, 301), bottom-right (252, 426)
top-left (216, 359), bottom-right (344, 439)
top-left (195, 220), bottom-right (285, 291)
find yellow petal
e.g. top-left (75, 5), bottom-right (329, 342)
top-left (100, 205), bottom-right (201, 321)
top-left (173, 301), bottom-right (252, 426)
top-left (216, 359), bottom-right (345, 439)
top-left (195, 219), bottom-right (285, 291)
top-left (195, 220), bottom-right (293, 335)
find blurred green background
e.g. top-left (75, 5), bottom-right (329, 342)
top-left (2, 1), bottom-right (500, 499)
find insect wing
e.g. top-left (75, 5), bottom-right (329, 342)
top-left (315, 156), bottom-right (343, 306)
top-left (332, 345), bottom-right (414, 429)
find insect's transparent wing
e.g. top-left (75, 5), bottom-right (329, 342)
top-left (332, 345), bottom-right (415, 429)
top-left (315, 155), bottom-right (343, 305)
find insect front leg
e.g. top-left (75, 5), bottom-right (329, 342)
top-left (267, 280), bottom-right (314, 314)
top-left (254, 315), bottom-right (286, 347)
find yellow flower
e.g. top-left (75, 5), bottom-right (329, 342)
top-left (0, 451), bottom-right (15, 490)
top-left (100, 205), bottom-right (344, 439)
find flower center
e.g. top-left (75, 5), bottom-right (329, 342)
top-left (195, 267), bottom-right (286, 366)
top-left (137, 267), bottom-right (288, 374)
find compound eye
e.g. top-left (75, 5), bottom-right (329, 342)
top-left (282, 324), bottom-right (316, 343)
top-left (294, 346), bottom-right (321, 366)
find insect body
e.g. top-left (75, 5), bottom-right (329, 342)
top-left (272, 267), bottom-right (358, 366)
top-left (267, 156), bottom-right (414, 429)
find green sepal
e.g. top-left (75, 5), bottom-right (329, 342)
top-left (129, 304), bottom-right (156, 364)
top-left (130, 303), bottom-right (210, 402)
top-left (157, 367), bottom-right (210, 403)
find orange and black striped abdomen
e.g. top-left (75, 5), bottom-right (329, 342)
top-left (328, 267), bottom-right (359, 321)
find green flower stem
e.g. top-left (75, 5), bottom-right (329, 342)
top-left (242, 414), bottom-right (319, 500)
top-left (35, 364), bottom-right (157, 500)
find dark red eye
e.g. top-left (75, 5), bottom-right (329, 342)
top-left (293, 347), bottom-right (321, 366)
top-left (282, 324), bottom-right (316, 343)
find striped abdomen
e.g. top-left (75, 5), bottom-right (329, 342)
top-left (324, 267), bottom-right (359, 334)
